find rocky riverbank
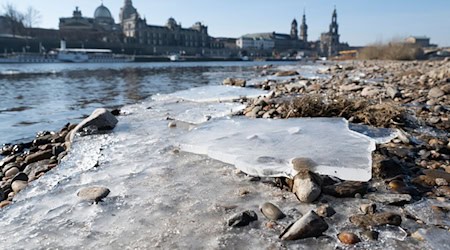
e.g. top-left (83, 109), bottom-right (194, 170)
top-left (225, 59), bottom-right (450, 247)
top-left (0, 59), bottom-right (448, 248)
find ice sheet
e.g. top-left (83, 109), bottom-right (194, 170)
top-left (161, 100), bottom-right (246, 124)
top-left (349, 124), bottom-right (400, 144)
top-left (179, 117), bottom-right (376, 181)
top-left (152, 85), bottom-right (270, 103)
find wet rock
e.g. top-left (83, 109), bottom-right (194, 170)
top-left (322, 181), bottom-right (368, 198)
top-left (227, 210), bottom-right (258, 227)
top-left (372, 212), bottom-right (402, 226)
top-left (0, 189), bottom-right (4, 202)
top-left (77, 186), bottom-right (110, 203)
top-left (412, 175), bottom-right (436, 187)
top-left (0, 154), bottom-right (18, 168)
top-left (423, 169), bottom-right (450, 183)
top-left (275, 71), bottom-right (298, 77)
top-left (260, 202), bottom-right (285, 221)
top-left (316, 204), bottom-right (336, 217)
top-left (0, 200), bottom-right (11, 208)
top-left (350, 212), bottom-right (402, 228)
top-left (292, 169), bottom-right (322, 202)
top-left (33, 134), bottom-right (52, 146)
top-left (365, 193), bottom-right (412, 205)
top-left (11, 172), bottom-right (28, 183)
top-left (223, 78), bottom-right (246, 87)
top-left (24, 149), bottom-right (53, 164)
top-left (5, 167), bottom-right (19, 178)
top-left (11, 180), bottom-right (27, 193)
top-left (279, 210), bottom-right (328, 240)
top-left (428, 87), bottom-right (445, 99)
top-left (338, 232), bottom-right (361, 245)
top-left (69, 108), bottom-right (118, 143)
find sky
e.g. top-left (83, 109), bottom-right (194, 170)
top-left (3, 0), bottom-right (450, 47)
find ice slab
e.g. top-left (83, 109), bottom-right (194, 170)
top-left (349, 124), bottom-right (400, 144)
top-left (405, 199), bottom-right (450, 228)
top-left (152, 85), bottom-right (269, 103)
top-left (179, 117), bottom-right (376, 181)
top-left (163, 100), bottom-right (246, 124)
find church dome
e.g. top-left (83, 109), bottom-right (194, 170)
top-left (94, 4), bottom-right (112, 19)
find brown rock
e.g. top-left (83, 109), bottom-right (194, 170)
top-left (0, 200), bottom-right (11, 208)
top-left (77, 186), bottom-right (110, 202)
top-left (435, 186), bottom-right (450, 198)
top-left (5, 167), bottom-right (19, 178)
top-left (428, 87), bottom-right (445, 99)
top-left (11, 180), bottom-right (27, 193)
top-left (323, 181), bottom-right (368, 198)
top-left (316, 204), bottom-right (336, 217)
top-left (291, 157), bottom-right (317, 171)
top-left (280, 211), bottom-right (328, 240)
top-left (350, 212), bottom-right (402, 228)
top-left (24, 150), bottom-right (53, 164)
top-left (338, 232), bottom-right (361, 245)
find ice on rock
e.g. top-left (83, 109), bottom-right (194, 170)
top-left (179, 117), bottom-right (376, 181)
top-left (152, 85), bottom-right (269, 103)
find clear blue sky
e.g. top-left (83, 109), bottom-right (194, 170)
top-left (4, 0), bottom-right (450, 46)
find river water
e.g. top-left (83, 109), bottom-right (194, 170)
top-left (0, 61), bottom-right (295, 145)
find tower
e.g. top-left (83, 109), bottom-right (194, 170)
top-left (300, 10), bottom-right (308, 43)
top-left (120, 0), bottom-right (138, 24)
top-left (329, 7), bottom-right (338, 37)
top-left (290, 19), bottom-right (298, 39)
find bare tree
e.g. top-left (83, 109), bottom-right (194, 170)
top-left (2, 3), bottom-right (25, 36)
top-left (23, 6), bottom-right (41, 28)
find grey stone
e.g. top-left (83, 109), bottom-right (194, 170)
top-left (361, 86), bottom-right (381, 97)
top-left (260, 202), bottom-right (286, 221)
top-left (292, 169), bottom-right (322, 203)
top-left (280, 210), bottom-right (329, 240)
top-left (428, 87), bottom-right (445, 99)
top-left (69, 108), bottom-right (118, 143)
top-left (316, 204), bottom-right (336, 217)
top-left (77, 186), bottom-right (110, 202)
top-left (365, 193), bottom-right (412, 205)
top-left (227, 210), bottom-right (258, 227)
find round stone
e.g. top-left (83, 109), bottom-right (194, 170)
top-left (77, 186), bottom-right (110, 202)
top-left (11, 180), bottom-right (28, 193)
top-left (5, 167), bottom-right (19, 178)
top-left (260, 202), bottom-right (286, 221)
top-left (338, 232), bottom-right (361, 245)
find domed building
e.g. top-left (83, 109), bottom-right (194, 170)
top-left (94, 3), bottom-right (115, 30)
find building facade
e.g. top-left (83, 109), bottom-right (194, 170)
top-left (120, 0), bottom-right (210, 49)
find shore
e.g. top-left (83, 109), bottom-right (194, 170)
top-left (0, 59), bottom-right (449, 248)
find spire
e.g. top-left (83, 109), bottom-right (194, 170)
top-left (300, 9), bottom-right (308, 42)
top-left (329, 7), bottom-right (338, 35)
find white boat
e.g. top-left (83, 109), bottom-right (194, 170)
top-left (0, 40), bottom-right (134, 64)
top-left (56, 48), bottom-right (132, 63)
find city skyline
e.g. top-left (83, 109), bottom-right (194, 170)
top-left (4, 0), bottom-right (450, 47)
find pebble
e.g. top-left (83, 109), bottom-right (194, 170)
top-left (260, 202), bottom-right (286, 221)
top-left (0, 200), bottom-right (11, 208)
top-left (279, 210), bottom-right (328, 240)
top-left (5, 167), bottom-right (19, 178)
top-left (292, 169), bottom-right (322, 203)
top-left (316, 204), bottom-right (336, 217)
top-left (227, 210), bottom-right (258, 227)
top-left (360, 230), bottom-right (379, 241)
top-left (11, 180), bottom-right (28, 193)
top-left (360, 203), bottom-right (377, 215)
top-left (291, 157), bottom-right (317, 171)
top-left (168, 121), bottom-right (177, 128)
top-left (77, 186), bottom-right (110, 203)
top-left (338, 232), bottom-right (361, 245)
top-left (322, 181), bottom-right (368, 198)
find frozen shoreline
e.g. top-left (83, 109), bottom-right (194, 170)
top-left (1, 60), bottom-right (449, 249)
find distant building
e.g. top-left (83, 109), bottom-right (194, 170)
top-left (404, 36), bottom-right (437, 48)
top-left (120, 0), bottom-right (211, 49)
top-left (299, 11), bottom-right (308, 43)
top-left (320, 8), bottom-right (340, 57)
top-left (237, 36), bottom-right (275, 50)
